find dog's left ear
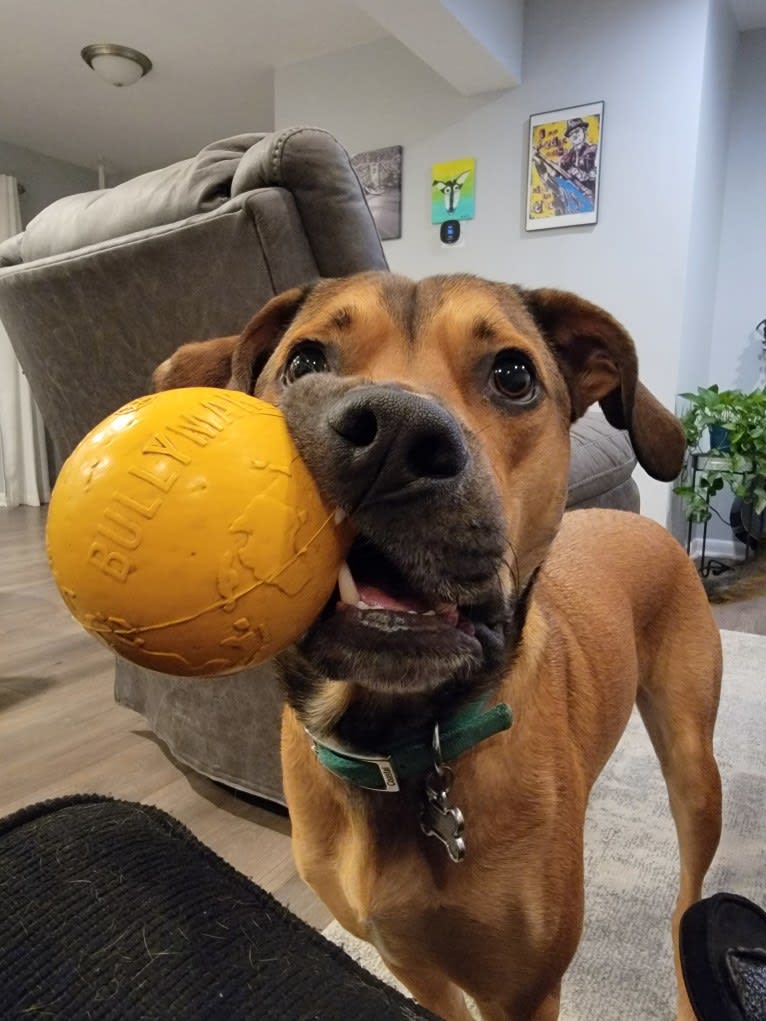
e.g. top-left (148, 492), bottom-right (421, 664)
top-left (518, 287), bottom-right (685, 482)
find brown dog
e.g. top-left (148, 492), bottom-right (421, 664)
top-left (155, 272), bottom-right (722, 1021)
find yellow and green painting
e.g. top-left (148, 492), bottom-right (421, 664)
top-left (431, 158), bottom-right (475, 224)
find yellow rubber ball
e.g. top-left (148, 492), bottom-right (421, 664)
top-left (46, 388), bottom-right (349, 676)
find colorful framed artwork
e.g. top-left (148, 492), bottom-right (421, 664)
top-left (526, 101), bottom-right (604, 231)
top-left (431, 157), bottom-right (475, 224)
top-left (351, 145), bottom-right (403, 241)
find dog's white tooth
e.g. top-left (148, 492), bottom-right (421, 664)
top-left (357, 600), bottom-right (371, 610)
top-left (338, 561), bottom-right (361, 606)
top-left (422, 610), bottom-right (436, 616)
top-left (334, 507), bottom-right (348, 525)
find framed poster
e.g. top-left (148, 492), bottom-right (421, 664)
top-left (526, 101), bottom-right (604, 230)
top-left (431, 157), bottom-right (475, 224)
top-left (351, 145), bottom-right (403, 241)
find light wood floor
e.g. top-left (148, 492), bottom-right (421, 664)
top-left (0, 504), bottom-right (333, 931)
top-left (2, 505), bottom-right (763, 936)
top-left (703, 566), bottom-right (766, 635)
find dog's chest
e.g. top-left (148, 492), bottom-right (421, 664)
top-left (346, 840), bottom-right (482, 950)
top-left (346, 840), bottom-right (561, 998)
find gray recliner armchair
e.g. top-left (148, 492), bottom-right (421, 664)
top-left (0, 127), bottom-right (388, 468)
top-left (0, 126), bottom-right (639, 807)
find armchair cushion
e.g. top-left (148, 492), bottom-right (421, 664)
top-left (20, 133), bottom-right (265, 262)
top-left (567, 412), bottom-right (638, 509)
top-left (0, 231), bottom-right (22, 267)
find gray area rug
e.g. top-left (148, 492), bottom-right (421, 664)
top-left (323, 629), bottom-right (766, 1019)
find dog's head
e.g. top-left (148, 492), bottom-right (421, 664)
top-left (155, 272), bottom-right (683, 713)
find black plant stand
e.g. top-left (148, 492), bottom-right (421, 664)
top-left (684, 453), bottom-right (756, 577)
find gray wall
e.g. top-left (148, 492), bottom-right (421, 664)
top-left (275, 0), bottom-right (714, 523)
top-left (677, 0), bottom-right (739, 397)
top-left (678, 27), bottom-right (766, 555)
top-left (0, 138), bottom-right (95, 226)
top-left (709, 28), bottom-right (766, 392)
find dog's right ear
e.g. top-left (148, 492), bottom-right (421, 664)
top-left (151, 284), bottom-right (314, 394)
top-left (230, 285), bottom-right (315, 393)
top-left (152, 336), bottom-right (239, 392)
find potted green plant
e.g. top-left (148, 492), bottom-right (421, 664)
top-left (674, 385), bottom-right (766, 535)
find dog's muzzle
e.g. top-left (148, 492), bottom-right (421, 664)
top-left (278, 377), bottom-right (511, 693)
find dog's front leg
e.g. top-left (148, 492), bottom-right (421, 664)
top-left (382, 958), bottom-right (475, 1021)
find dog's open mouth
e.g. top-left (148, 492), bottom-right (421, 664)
top-left (336, 539), bottom-right (476, 636)
top-left (296, 532), bottom-right (507, 693)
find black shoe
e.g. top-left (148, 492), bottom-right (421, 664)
top-left (680, 893), bottom-right (766, 1021)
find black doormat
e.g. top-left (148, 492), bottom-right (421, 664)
top-left (0, 795), bottom-right (436, 1021)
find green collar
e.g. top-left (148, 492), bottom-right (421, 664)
top-left (307, 699), bottom-right (513, 792)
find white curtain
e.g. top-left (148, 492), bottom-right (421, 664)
top-left (0, 174), bottom-right (50, 507)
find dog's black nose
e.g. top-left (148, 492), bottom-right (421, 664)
top-left (327, 385), bottom-right (469, 505)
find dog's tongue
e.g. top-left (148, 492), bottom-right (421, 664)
top-left (357, 583), bottom-right (459, 623)
top-left (357, 583), bottom-right (430, 612)
top-left (338, 563), bottom-right (459, 621)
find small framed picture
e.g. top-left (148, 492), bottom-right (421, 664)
top-left (351, 145), bottom-right (403, 241)
top-left (431, 157), bottom-right (476, 224)
top-left (526, 101), bottom-right (604, 231)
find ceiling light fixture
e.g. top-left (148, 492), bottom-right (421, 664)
top-left (81, 43), bottom-right (152, 87)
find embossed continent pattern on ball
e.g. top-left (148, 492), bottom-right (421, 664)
top-left (46, 388), bottom-right (349, 676)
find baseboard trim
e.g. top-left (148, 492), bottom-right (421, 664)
top-left (688, 536), bottom-right (748, 562)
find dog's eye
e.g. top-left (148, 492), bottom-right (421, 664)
top-left (492, 350), bottom-right (536, 401)
top-left (284, 343), bottom-right (329, 384)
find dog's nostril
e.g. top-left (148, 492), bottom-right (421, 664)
top-left (330, 405), bottom-right (378, 448)
top-left (408, 430), bottom-right (467, 480)
top-left (327, 389), bottom-right (468, 497)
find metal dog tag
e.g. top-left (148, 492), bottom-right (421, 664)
top-left (419, 723), bottom-right (466, 863)
top-left (421, 785), bottom-right (466, 863)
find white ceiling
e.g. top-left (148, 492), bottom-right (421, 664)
top-left (0, 0), bottom-right (764, 177)
top-left (0, 0), bottom-right (387, 175)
